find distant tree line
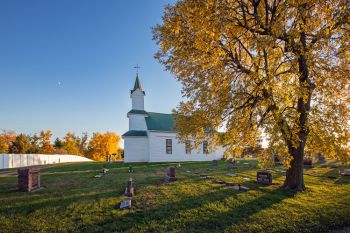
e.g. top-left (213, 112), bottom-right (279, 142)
top-left (0, 130), bottom-right (123, 161)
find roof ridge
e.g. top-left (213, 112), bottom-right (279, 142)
top-left (147, 112), bottom-right (174, 115)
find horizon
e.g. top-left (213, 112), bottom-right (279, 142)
top-left (0, 0), bottom-right (180, 140)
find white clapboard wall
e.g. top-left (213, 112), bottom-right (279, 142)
top-left (0, 154), bottom-right (92, 169)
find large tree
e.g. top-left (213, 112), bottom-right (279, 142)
top-left (62, 132), bottom-right (80, 155)
top-left (87, 132), bottom-right (121, 161)
top-left (154, 0), bottom-right (350, 190)
top-left (9, 134), bottom-right (31, 154)
top-left (39, 130), bottom-right (55, 154)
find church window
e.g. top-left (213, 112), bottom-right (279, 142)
top-left (166, 139), bottom-right (172, 154)
top-left (185, 140), bottom-right (191, 154)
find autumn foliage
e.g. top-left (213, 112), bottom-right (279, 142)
top-left (86, 132), bottom-right (121, 161)
top-left (0, 130), bottom-right (122, 161)
top-left (154, 0), bottom-right (350, 190)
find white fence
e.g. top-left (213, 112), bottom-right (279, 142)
top-left (0, 154), bottom-right (92, 169)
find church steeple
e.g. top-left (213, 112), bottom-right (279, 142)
top-left (131, 74), bottom-right (143, 94)
top-left (130, 74), bottom-right (145, 110)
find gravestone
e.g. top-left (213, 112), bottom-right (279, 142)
top-left (212, 160), bottom-right (218, 166)
top-left (257, 171), bottom-right (272, 185)
top-left (273, 153), bottom-right (283, 166)
top-left (214, 180), bottom-right (226, 185)
top-left (102, 168), bottom-right (109, 174)
top-left (227, 173), bottom-right (236, 177)
top-left (164, 166), bottom-right (177, 182)
top-left (232, 184), bottom-right (250, 192)
top-left (94, 174), bottom-right (103, 178)
top-left (119, 200), bottom-right (132, 209)
top-left (227, 160), bottom-right (237, 170)
top-left (342, 169), bottom-right (350, 176)
top-left (238, 185), bottom-right (250, 192)
top-left (176, 163), bottom-right (182, 168)
top-left (225, 182), bottom-right (236, 186)
top-left (303, 158), bottom-right (313, 168)
top-left (18, 168), bottom-right (41, 192)
top-left (124, 178), bottom-right (134, 197)
top-left (317, 154), bottom-right (326, 163)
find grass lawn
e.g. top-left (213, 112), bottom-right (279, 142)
top-left (0, 160), bottom-right (349, 233)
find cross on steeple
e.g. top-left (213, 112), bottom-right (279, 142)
top-left (133, 64), bottom-right (141, 76)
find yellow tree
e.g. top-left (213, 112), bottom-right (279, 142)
top-left (87, 132), bottom-right (121, 161)
top-left (0, 130), bottom-right (16, 153)
top-left (154, 0), bottom-right (350, 190)
top-left (39, 130), bottom-right (55, 154)
top-left (62, 132), bottom-right (80, 155)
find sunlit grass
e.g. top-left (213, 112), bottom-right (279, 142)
top-left (0, 160), bottom-right (349, 233)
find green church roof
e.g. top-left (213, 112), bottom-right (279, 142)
top-left (122, 130), bottom-right (148, 137)
top-left (145, 112), bottom-right (175, 131)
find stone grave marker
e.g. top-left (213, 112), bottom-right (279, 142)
top-left (341, 169), bottom-right (350, 176)
top-left (227, 160), bottom-right (237, 170)
top-left (18, 168), bottom-right (41, 192)
top-left (164, 166), bottom-right (177, 182)
top-left (238, 185), bottom-right (250, 192)
top-left (186, 170), bottom-right (192, 173)
top-left (124, 178), bottom-right (134, 197)
top-left (225, 182), bottom-right (235, 186)
top-left (317, 154), bottom-right (326, 163)
top-left (214, 180), bottom-right (225, 185)
top-left (119, 200), bottom-right (132, 209)
top-left (227, 173), bottom-right (236, 177)
top-left (176, 163), bottom-right (182, 168)
top-left (256, 171), bottom-right (272, 185)
top-left (212, 160), bottom-right (218, 166)
top-left (94, 174), bottom-right (104, 178)
top-left (303, 158), bottom-right (313, 168)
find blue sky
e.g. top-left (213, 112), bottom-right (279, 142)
top-left (0, 0), bottom-right (181, 140)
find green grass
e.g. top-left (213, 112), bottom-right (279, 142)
top-left (0, 160), bottom-right (349, 233)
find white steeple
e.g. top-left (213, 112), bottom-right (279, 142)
top-left (130, 74), bottom-right (145, 110)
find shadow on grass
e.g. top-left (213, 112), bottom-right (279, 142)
top-left (79, 186), bottom-right (295, 233)
top-left (0, 189), bottom-right (118, 215)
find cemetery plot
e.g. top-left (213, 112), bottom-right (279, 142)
top-left (124, 178), bottom-right (135, 197)
top-left (1, 160), bottom-right (349, 233)
top-left (119, 200), bottom-right (132, 209)
top-left (18, 168), bottom-right (41, 192)
top-left (256, 172), bottom-right (272, 185)
top-left (341, 169), bottom-right (350, 177)
top-left (164, 166), bottom-right (177, 182)
top-left (303, 158), bottom-right (314, 168)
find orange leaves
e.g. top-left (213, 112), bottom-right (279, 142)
top-left (87, 132), bottom-right (121, 161)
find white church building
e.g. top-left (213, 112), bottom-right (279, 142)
top-left (122, 75), bottom-right (224, 163)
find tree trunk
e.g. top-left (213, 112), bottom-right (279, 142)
top-left (283, 144), bottom-right (306, 191)
top-left (282, 24), bottom-right (311, 191)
